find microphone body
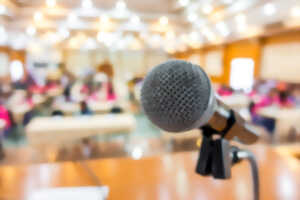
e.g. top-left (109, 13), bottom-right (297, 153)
top-left (141, 60), bottom-right (258, 144)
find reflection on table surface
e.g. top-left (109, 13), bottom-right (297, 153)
top-left (0, 144), bottom-right (299, 200)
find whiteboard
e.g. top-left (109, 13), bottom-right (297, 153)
top-left (261, 43), bottom-right (300, 83)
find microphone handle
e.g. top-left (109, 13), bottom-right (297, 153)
top-left (206, 99), bottom-right (258, 144)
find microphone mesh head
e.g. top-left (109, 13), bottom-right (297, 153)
top-left (141, 60), bottom-right (212, 132)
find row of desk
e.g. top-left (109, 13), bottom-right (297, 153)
top-left (26, 114), bottom-right (136, 146)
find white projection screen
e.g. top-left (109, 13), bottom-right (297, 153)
top-left (261, 43), bottom-right (300, 83)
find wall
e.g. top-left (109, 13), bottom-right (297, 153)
top-left (174, 30), bottom-right (300, 85)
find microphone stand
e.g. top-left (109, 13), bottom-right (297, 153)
top-left (195, 113), bottom-right (259, 200)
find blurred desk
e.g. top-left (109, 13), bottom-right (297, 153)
top-left (1, 145), bottom-right (300, 200)
top-left (258, 106), bottom-right (300, 141)
top-left (26, 114), bottom-right (136, 145)
top-left (55, 101), bottom-right (128, 115)
top-left (221, 94), bottom-right (250, 110)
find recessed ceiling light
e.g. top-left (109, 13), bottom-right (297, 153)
top-left (291, 6), bottom-right (300, 18)
top-left (46, 0), bottom-right (56, 8)
top-left (116, 0), bottom-right (126, 10)
top-left (130, 15), bottom-right (140, 24)
top-left (202, 26), bottom-right (216, 41)
top-left (99, 14), bottom-right (109, 23)
top-left (178, 0), bottom-right (190, 7)
top-left (216, 22), bottom-right (230, 37)
top-left (68, 13), bottom-right (78, 23)
top-left (187, 12), bottom-right (197, 22)
top-left (159, 16), bottom-right (168, 25)
top-left (202, 4), bottom-right (213, 15)
top-left (26, 26), bottom-right (36, 36)
top-left (81, 0), bottom-right (93, 9)
top-left (263, 3), bottom-right (276, 16)
top-left (34, 11), bottom-right (43, 22)
top-left (58, 28), bottom-right (70, 38)
top-left (0, 5), bottom-right (7, 15)
top-left (235, 14), bottom-right (246, 23)
top-left (222, 0), bottom-right (234, 4)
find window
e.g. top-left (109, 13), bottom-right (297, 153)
top-left (10, 60), bottom-right (24, 82)
top-left (230, 58), bottom-right (254, 92)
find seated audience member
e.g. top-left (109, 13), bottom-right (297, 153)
top-left (277, 91), bottom-right (294, 108)
top-left (217, 85), bottom-right (233, 96)
top-left (0, 103), bottom-right (11, 133)
top-left (79, 101), bottom-right (93, 115)
top-left (107, 80), bottom-right (116, 101)
top-left (291, 88), bottom-right (300, 105)
top-left (51, 110), bottom-right (64, 116)
top-left (23, 106), bottom-right (44, 126)
top-left (249, 101), bottom-right (275, 134)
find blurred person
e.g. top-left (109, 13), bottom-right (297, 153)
top-left (0, 103), bottom-right (11, 159)
top-left (106, 79), bottom-right (116, 101)
top-left (79, 101), bottom-right (93, 116)
top-left (217, 85), bottom-right (233, 96)
top-left (291, 88), bottom-right (300, 105)
top-left (278, 91), bottom-right (294, 108)
top-left (249, 101), bottom-right (276, 134)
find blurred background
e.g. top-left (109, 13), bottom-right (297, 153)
top-left (0, 0), bottom-right (299, 199)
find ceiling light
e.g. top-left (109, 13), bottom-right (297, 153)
top-left (178, 0), bottom-right (189, 7)
top-left (202, 27), bottom-right (216, 42)
top-left (58, 28), bottom-right (70, 38)
top-left (216, 22), bottom-right (230, 37)
top-left (26, 26), bottom-right (36, 36)
top-left (99, 14), bottom-right (109, 23)
top-left (81, 0), bottom-right (93, 9)
top-left (222, 0), bottom-right (234, 4)
top-left (263, 3), bottom-right (276, 16)
top-left (34, 11), bottom-right (43, 22)
top-left (131, 147), bottom-right (143, 160)
top-left (116, 0), bottom-right (126, 10)
top-left (130, 15), bottom-right (140, 24)
top-left (165, 30), bottom-right (175, 40)
top-left (235, 13), bottom-right (246, 24)
top-left (189, 31), bottom-right (199, 41)
top-left (291, 6), bottom-right (300, 18)
top-left (159, 16), bottom-right (168, 25)
top-left (202, 4), bottom-right (213, 15)
top-left (46, 0), bottom-right (56, 8)
top-left (0, 5), bottom-right (7, 15)
top-left (235, 14), bottom-right (247, 33)
top-left (187, 12), bottom-right (197, 22)
top-left (68, 13), bottom-right (78, 23)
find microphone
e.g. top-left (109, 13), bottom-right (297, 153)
top-left (141, 60), bottom-right (258, 144)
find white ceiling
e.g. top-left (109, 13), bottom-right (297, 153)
top-left (0, 0), bottom-right (300, 52)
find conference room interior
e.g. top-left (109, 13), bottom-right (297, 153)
top-left (0, 0), bottom-right (299, 199)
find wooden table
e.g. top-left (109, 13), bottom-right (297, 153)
top-left (0, 144), bottom-right (299, 200)
top-left (26, 114), bottom-right (136, 145)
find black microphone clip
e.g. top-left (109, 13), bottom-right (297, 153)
top-left (195, 110), bottom-right (236, 179)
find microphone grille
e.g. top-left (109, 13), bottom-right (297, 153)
top-left (141, 60), bottom-right (211, 132)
